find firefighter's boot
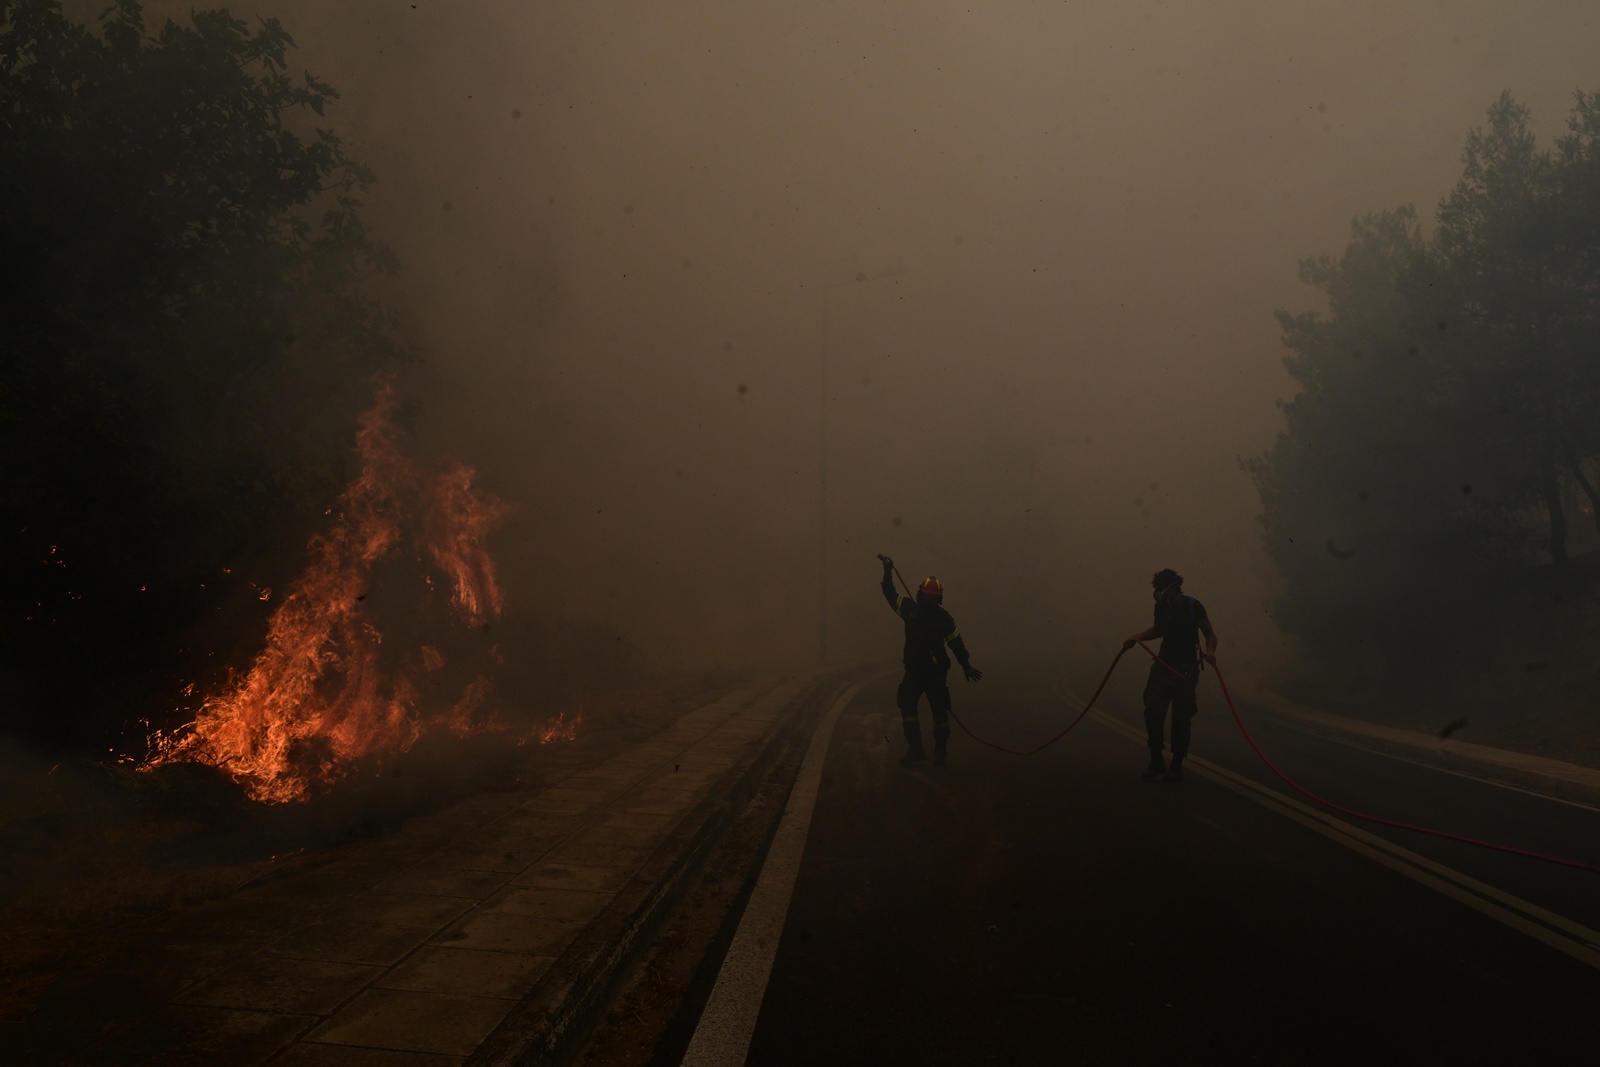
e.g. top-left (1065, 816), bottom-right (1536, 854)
top-left (1161, 756), bottom-right (1184, 783)
top-left (1140, 752), bottom-right (1166, 780)
top-left (900, 716), bottom-right (925, 767)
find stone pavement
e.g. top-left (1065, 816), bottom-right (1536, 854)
top-left (21, 672), bottom-right (846, 1066)
top-left (1243, 685), bottom-right (1600, 809)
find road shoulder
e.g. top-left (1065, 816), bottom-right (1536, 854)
top-left (1243, 685), bottom-right (1600, 810)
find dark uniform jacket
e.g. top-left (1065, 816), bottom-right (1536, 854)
top-left (882, 573), bottom-right (973, 674)
top-left (1153, 594), bottom-right (1207, 670)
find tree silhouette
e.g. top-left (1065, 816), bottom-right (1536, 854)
top-left (0, 1), bottom-right (410, 747)
top-left (1249, 92), bottom-right (1600, 682)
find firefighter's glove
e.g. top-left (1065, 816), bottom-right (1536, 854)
top-left (878, 554), bottom-right (894, 570)
top-left (1121, 638), bottom-right (1137, 652)
top-left (963, 664), bottom-right (983, 682)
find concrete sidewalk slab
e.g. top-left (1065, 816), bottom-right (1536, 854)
top-left (1244, 686), bottom-right (1600, 809)
top-left (15, 671), bottom-right (853, 1066)
top-left (462, 672), bottom-right (855, 1067)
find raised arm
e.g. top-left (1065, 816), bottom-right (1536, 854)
top-left (880, 556), bottom-right (909, 617)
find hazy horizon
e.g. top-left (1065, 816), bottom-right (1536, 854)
top-left (119, 0), bottom-right (1600, 681)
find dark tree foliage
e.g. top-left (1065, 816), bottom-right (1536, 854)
top-left (0, 1), bottom-right (410, 748)
top-left (1248, 92), bottom-right (1600, 680)
top-left (1435, 94), bottom-right (1586, 569)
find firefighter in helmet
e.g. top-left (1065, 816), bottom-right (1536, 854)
top-left (879, 555), bottom-right (982, 766)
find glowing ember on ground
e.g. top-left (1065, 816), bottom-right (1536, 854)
top-left (143, 382), bottom-right (528, 803)
top-left (538, 711), bottom-right (582, 744)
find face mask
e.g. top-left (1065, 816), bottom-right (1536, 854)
top-left (1154, 585), bottom-right (1176, 602)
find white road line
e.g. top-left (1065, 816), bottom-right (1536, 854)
top-left (1088, 709), bottom-right (1600, 970)
top-left (679, 681), bottom-right (865, 1067)
top-left (1260, 718), bottom-right (1600, 815)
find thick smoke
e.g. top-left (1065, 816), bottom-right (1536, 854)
top-left (123, 0), bottom-right (1600, 682)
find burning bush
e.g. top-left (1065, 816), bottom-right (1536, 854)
top-left (145, 383), bottom-right (515, 803)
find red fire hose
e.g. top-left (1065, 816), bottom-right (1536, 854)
top-left (959, 642), bottom-right (1600, 874)
top-left (946, 646), bottom-right (1131, 756)
top-left (879, 555), bottom-right (1599, 872)
top-left (883, 556), bottom-right (1120, 755)
top-left (1133, 642), bottom-right (1600, 875)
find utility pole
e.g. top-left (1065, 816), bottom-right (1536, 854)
top-left (819, 284), bottom-right (834, 666)
top-left (818, 267), bottom-right (906, 664)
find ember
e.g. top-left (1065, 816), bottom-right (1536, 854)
top-left (539, 711), bottom-right (582, 744)
top-left (143, 383), bottom-right (527, 802)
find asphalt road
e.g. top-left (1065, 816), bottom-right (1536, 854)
top-left (697, 669), bottom-right (1600, 1066)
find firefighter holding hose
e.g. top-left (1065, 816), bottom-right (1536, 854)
top-left (1122, 568), bottom-right (1217, 783)
top-left (878, 554), bottom-right (981, 767)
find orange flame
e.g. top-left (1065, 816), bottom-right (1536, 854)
top-left (539, 711), bottom-right (582, 744)
top-left (145, 383), bottom-right (513, 802)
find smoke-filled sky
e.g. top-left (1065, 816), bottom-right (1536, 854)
top-left (137, 0), bottom-right (1600, 675)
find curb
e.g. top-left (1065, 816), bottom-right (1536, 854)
top-left (465, 668), bottom-right (868, 1067)
top-left (1243, 686), bottom-right (1600, 811)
